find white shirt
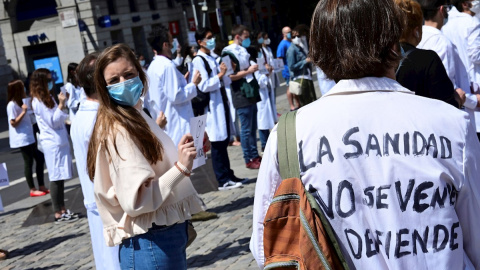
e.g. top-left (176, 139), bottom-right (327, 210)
top-left (251, 77), bottom-right (480, 270)
top-left (192, 51), bottom-right (228, 142)
top-left (62, 82), bottom-right (86, 122)
top-left (7, 101), bottom-right (35, 148)
top-left (146, 55), bottom-right (197, 146)
top-left (71, 100), bottom-right (99, 209)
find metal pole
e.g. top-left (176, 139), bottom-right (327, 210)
top-left (215, 0), bottom-right (224, 40)
top-left (191, 0), bottom-right (198, 27)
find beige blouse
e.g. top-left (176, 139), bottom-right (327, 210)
top-left (93, 109), bottom-right (204, 246)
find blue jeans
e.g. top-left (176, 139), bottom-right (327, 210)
top-left (237, 104), bottom-right (259, 163)
top-left (259, 129), bottom-right (270, 150)
top-left (119, 222), bottom-right (188, 270)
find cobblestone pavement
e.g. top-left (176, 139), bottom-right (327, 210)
top-left (0, 78), bottom-right (321, 269)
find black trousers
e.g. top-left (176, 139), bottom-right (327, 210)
top-left (210, 137), bottom-right (235, 186)
top-left (50, 180), bottom-right (65, 212)
top-left (19, 143), bottom-right (45, 189)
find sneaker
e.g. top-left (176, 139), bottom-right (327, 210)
top-left (65, 209), bottom-right (79, 218)
top-left (253, 156), bottom-right (262, 163)
top-left (30, 190), bottom-right (47, 197)
top-left (218, 180), bottom-right (243, 191)
top-left (55, 213), bottom-right (79, 224)
top-left (246, 160), bottom-right (261, 169)
top-left (232, 176), bottom-right (249, 183)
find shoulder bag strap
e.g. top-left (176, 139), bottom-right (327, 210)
top-left (194, 55), bottom-right (213, 77)
top-left (277, 111), bottom-right (300, 180)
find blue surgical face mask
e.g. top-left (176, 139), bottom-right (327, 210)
top-left (258, 38), bottom-right (264, 44)
top-left (107, 76), bottom-right (143, 106)
top-left (139, 60), bottom-right (145, 67)
top-left (287, 33), bottom-right (292, 39)
top-left (206, 37), bottom-right (216, 51)
top-left (48, 81), bottom-right (53, 90)
top-left (242, 37), bottom-right (251, 48)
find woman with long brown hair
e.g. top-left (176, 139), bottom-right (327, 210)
top-left (6, 80), bottom-right (47, 197)
top-left (30, 68), bottom-right (78, 224)
top-left (87, 43), bottom-right (203, 269)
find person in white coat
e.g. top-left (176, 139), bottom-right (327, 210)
top-left (258, 32), bottom-right (280, 121)
top-left (416, 0), bottom-right (476, 131)
top-left (30, 68), bottom-right (78, 224)
top-left (7, 80), bottom-right (47, 197)
top-left (62, 63), bottom-right (86, 124)
top-left (443, 1), bottom-right (480, 139)
top-left (192, 27), bottom-right (244, 190)
top-left (251, 0), bottom-right (480, 269)
top-left (146, 28), bottom-right (201, 146)
top-left (70, 53), bottom-right (121, 270)
top-left (247, 45), bottom-right (276, 152)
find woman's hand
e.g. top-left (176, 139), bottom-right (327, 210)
top-left (21, 104), bottom-right (28, 112)
top-left (178, 134), bottom-right (197, 172)
top-left (57, 92), bottom-right (68, 111)
top-left (192, 70), bottom-right (202, 86)
top-left (203, 132), bottom-right (211, 153)
top-left (156, 111), bottom-right (167, 129)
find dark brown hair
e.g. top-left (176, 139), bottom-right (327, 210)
top-left (309, 0), bottom-right (403, 81)
top-left (416, 0), bottom-right (447, 20)
top-left (231, 25), bottom-right (248, 38)
top-left (30, 68), bottom-right (55, 109)
top-left (395, 0), bottom-right (424, 43)
top-left (451, 0), bottom-right (468, 12)
top-left (87, 43), bottom-right (163, 180)
top-left (77, 52), bottom-right (100, 97)
top-left (7, 80), bottom-right (26, 106)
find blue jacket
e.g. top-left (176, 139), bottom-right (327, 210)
top-left (286, 44), bottom-right (311, 80)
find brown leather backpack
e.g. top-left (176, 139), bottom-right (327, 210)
top-left (262, 111), bottom-right (349, 270)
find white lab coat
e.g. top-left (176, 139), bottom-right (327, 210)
top-left (251, 60), bottom-right (275, 130)
top-left (146, 55), bottom-right (197, 146)
top-left (62, 82), bottom-right (86, 123)
top-left (261, 46), bottom-right (279, 122)
top-left (251, 77), bottom-right (480, 270)
top-left (192, 51), bottom-right (228, 142)
top-left (32, 97), bottom-right (72, 181)
top-left (70, 100), bottom-right (120, 270)
top-left (316, 66), bottom-right (336, 96)
top-left (443, 7), bottom-right (480, 132)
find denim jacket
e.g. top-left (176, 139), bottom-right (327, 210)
top-left (286, 43), bottom-right (311, 80)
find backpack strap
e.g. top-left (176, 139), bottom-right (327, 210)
top-left (277, 110), bottom-right (351, 270)
top-left (277, 111), bottom-right (300, 180)
top-left (194, 55), bottom-right (213, 77)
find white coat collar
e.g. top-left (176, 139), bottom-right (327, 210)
top-left (422, 25), bottom-right (442, 35)
top-left (322, 77), bottom-right (414, 98)
top-left (78, 99), bottom-right (99, 111)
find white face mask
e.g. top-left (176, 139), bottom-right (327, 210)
top-left (292, 37), bottom-right (301, 45)
top-left (471, 0), bottom-right (480, 14)
top-left (265, 38), bottom-right (271, 45)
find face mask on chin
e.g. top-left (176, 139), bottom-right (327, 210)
top-left (265, 38), bottom-right (271, 45)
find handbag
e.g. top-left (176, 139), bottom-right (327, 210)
top-left (289, 78), bottom-right (304, 95)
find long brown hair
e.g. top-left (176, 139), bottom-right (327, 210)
top-left (30, 68), bottom-right (55, 109)
top-left (7, 80), bottom-right (26, 106)
top-left (87, 43), bottom-right (163, 180)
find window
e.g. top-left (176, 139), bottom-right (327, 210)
top-left (129, 0), bottom-right (138, 12)
top-left (107, 0), bottom-right (117, 15)
top-left (110, 30), bottom-right (125, 45)
top-left (167, 0), bottom-right (174, 8)
top-left (148, 0), bottom-right (157, 10)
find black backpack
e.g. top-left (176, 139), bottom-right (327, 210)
top-left (191, 55), bottom-right (212, 116)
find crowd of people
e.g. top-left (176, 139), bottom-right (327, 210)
top-left (3, 0), bottom-right (480, 268)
